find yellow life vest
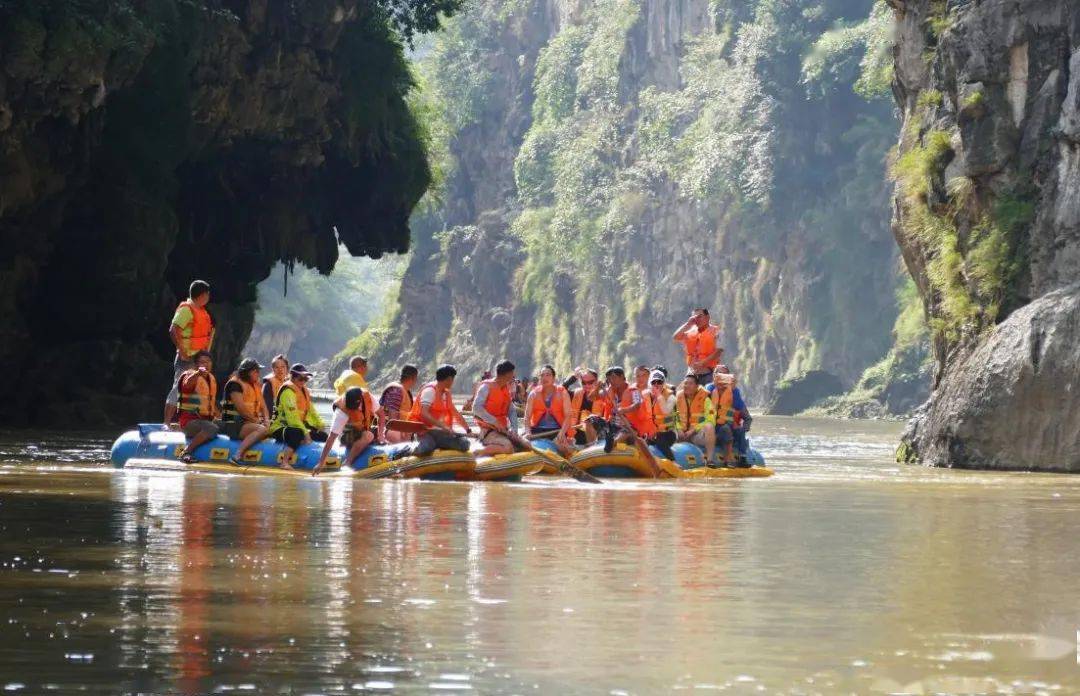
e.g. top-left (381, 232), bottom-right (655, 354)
top-left (675, 388), bottom-right (711, 430)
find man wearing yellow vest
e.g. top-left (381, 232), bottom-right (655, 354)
top-left (672, 308), bottom-right (723, 387)
top-left (675, 373), bottom-right (717, 464)
top-left (706, 368), bottom-right (737, 467)
top-left (165, 280), bottom-right (215, 428)
top-left (333, 356), bottom-right (368, 395)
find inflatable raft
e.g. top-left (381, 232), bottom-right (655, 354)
top-left (472, 450), bottom-right (547, 481)
top-left (110, 425), bottom-right (475, 480)
top-left (531, 439), bottom-right (772, 479)
top-left (111, 425), bottom-right (546, 481)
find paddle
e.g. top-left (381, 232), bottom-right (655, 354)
top-left (386, 418), bottom-right (429, 434)
top-left (612, 413), bottom-right (663, 478)
top-left (471, 416), bottom-right (601, 484)
top-left (524, 422), bottom-right (585, 440)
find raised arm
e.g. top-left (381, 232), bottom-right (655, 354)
top-left (672, 316), bottom-right (695, 343)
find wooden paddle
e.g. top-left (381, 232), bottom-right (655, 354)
top-left (386, 418), bottom-right (429, 434)
top-left (613, 413), bottom-right (663, 478)
top-left (524, 422), bottom-right (585, 440)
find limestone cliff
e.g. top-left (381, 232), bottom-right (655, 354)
top-left (0, 1), bottom-right (444, 425)
top-left (889, 0), bottom-right (1080, 469)
top-left (352, 0), bottom-right (906, 408)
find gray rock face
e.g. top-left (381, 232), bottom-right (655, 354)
top-left (766, 371), bottom-right (845, 416)
top-left (901, 284), bottom-right (1080, 471)
top-left (892, 0), bottom-right (1080, 470)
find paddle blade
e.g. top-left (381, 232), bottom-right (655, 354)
top-left (386, 419), bottom-right (428, 434)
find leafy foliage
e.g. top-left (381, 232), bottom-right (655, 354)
top-left (802, 0), bottom-right (895, 100)
top-left (249, 251), bottom-right (405, 363)
top-left (378, 0), bottom-right (466, 45)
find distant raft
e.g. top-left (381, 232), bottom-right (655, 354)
top-left (531, 439), bottom-right (772, 479)
top-left (110, 425), bottom-right (475, 480)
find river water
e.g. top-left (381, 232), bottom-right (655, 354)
top-left (1, 416), bottom-right (1078, 694)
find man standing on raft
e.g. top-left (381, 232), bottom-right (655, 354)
top-left (164, 280), bottom-right (215, 428)
top-left (672, 308), bottom-right (723, 387)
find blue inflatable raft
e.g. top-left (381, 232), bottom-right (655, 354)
top-left (110, 425), bottom-right (475, 479)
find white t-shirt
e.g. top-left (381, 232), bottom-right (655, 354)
top-left (329, 409), bottom-right (350, 437)
top-left (419, 384), bottom-right (437, 407)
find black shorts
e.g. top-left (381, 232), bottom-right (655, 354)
top-left (272, 427), bottom-right (306, 450)
top-left (220, 419), bottom-right (246, 440)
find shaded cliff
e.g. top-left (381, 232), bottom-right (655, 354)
top-left (0, 0), bottom-right (446, 425)
top-left (348, 0), bottom-right (909, 408)
top-left (889, 0), bottom-right (1080, 469)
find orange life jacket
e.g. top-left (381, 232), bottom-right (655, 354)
top-left (527, 385), bottom-right (568, 429)
top-left (476, 378), bottom-right (513, 430)
top-left (409, 382), bottom-right (454, 428)
top-left (178, 300), bottom-right (214, 353)
top-left (178, 369), bottom-right (217, 419)
top-left (624, 386), bottom-right (657, 438)
top-left (220, 376), bottom-right (261, 423)
top-left (682, 324), bottom-right (720, 369)
top-left (334, 391), bottom-right (375, 431)
top-left (572, 387), bottom-right (610, 423)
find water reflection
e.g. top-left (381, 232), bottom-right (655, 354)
top-left (0, 419), bottom-right (1079, 693)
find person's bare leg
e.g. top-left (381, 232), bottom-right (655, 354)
top-left (633, 436), bottom-right (662, 477)
top-left (181, 429), bottom-right (214, 458)
top-left (235, 424), bottom-right (268, 459)
top-left (475, 442), bottom-right (514, 457)
top-left (702, 427), bottom-right (716, 464)
top-left (583, 420), bottom-right (599, 445)
top-left (343, 431), bottom-right (375, 468)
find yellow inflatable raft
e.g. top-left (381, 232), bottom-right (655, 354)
top-left (351, 448), bottom-right (477, 480)
top-left (567, 443), bottom-right (774, 479)
top-left (472, 451), bottom-right (546, 481)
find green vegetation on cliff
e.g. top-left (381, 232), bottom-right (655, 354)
top-left (347, 0), bottom-right (919, 414)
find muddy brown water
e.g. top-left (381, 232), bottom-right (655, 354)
top-left (0, 417), bottom-right (1078, 693)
